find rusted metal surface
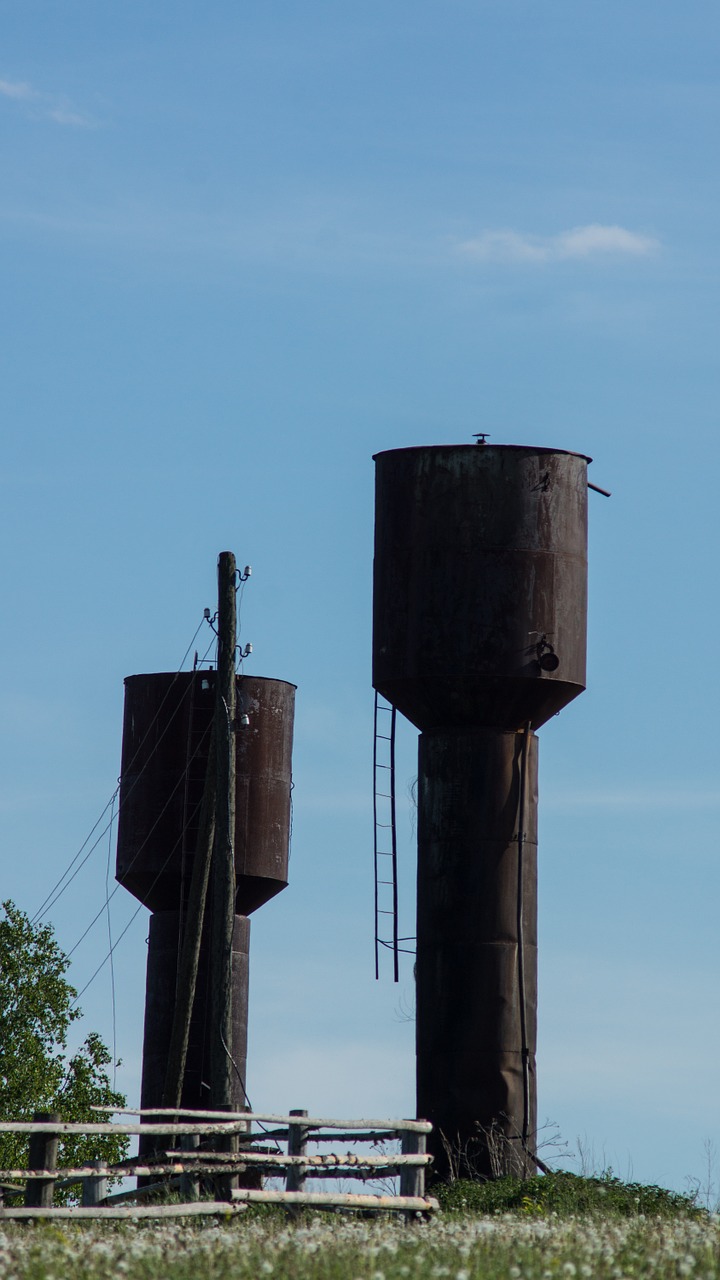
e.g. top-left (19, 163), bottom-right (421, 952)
top-left (372, 445), bottom-right (588, 731)
top-left (116, 673), bottom-right (295, 914)
top-left (138, 911), bottom-right (250, 1156)
top-left (416, 727), bottom-right (538, 1181)
top-left (235, 677), bottom-right (296, 914)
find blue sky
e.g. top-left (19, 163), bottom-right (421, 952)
top-left (1, 0), bottom-right (719, 1195)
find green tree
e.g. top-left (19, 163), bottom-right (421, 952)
top-left (0, 900), bottom-right (128, 1192)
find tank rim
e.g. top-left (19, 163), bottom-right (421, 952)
top-left (123, 672), bottom-right (297, 690)
top-left (372, 443), bottom-right (593, 464)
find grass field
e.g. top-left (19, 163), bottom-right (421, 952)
top-left (0, 1206), bottom-right (719, 1280)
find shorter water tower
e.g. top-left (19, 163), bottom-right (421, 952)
top-left (372, 443), bottom-right (589, 1179)
top-left (116, 671), bottom-right (295, 1117)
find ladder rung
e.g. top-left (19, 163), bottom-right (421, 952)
top-left (376, 733), bottom-right (393, 741)
top-left (378, 939), bottom-right (415, 955)
top-left (376, 792), bottom-right (392, 799)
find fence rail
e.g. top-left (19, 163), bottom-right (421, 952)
top-left (0, 1108), bottom-right (438, 1220)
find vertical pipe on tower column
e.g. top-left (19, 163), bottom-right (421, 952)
top-left (416, 727), bottom-right (538, 1181)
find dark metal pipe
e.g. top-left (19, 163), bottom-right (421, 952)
top-left (416, 727), bottom-right (538, 1181)
top-left (516, 723), bottom-right (532, 1151)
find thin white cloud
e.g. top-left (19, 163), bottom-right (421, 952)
top-left (461, 230), bottom-right (550, 263)
top-left (0, 78), bottom-right (34, 100)
top-left (47, 105), bottom-right (93, 128)
top-left (0, 75), bottom-right (94, 127)
top-left (459, 223), bottom-right (660, 264)
top-left (556, 224), bottom-right (659, 257)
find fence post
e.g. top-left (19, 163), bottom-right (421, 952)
top-left (214, 1102), bottom-right (239, 1202)
top-left (26, 1112), bottom-right (60, 1208)
top-left (180, 1133), bottom-right (200, 1203)
top-left (286, 1109), bottom-right (308, 1193)
top-left (81, 1160), bottom-right (108, 1208)
top-left (399, 1127), bottom-right (426, 1199)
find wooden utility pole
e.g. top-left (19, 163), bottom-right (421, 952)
top-left (161, 721), bottom-right (217, 1111)
top-left (210, 551), bottom-right (237, 1112)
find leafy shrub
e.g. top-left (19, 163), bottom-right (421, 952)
top-left (0, 899), bottom-right (127, 1200)
top-left (436, 1170), bottom-right (704, 1219)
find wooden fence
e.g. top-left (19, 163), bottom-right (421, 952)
top-left (0, 1108), bottom-right (438, 1220)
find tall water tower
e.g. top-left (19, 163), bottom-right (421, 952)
top-left (372, 443), bottom-right (589, 1180)
top-left (116, 672), bottom-right (295, 1117)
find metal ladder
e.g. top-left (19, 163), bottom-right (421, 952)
top-left (373, 692), bottom-right (399, 981)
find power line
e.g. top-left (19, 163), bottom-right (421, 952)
top-left (57, 567), bottom-right (254, 1006)
top-left (70, 778), bottom-right (208, 1007)
top-left (60, 632), bottom-right (217, 969)
top-left (33, 806), bottom-right (120, 927)
top-left (35, 571), bottom-right (249, 936)
top-left (105, 792), bottom-right (118, 1091)
top-left (67, 719), bottom-right (213, 959)
top-left (30, 790), bottom-right (120, 926)
top-left (32, 617), bottom-right (213, 927)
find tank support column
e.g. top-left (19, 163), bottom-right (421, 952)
top-left (139, 910), bottom-right (250, 1156)
top-left (416, 727), bottom-right (538, 1181)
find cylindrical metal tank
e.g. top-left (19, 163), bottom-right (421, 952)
top-left (116, 673), bottom-right (295, 915)
top-left (138, 910), bottom-right (250, 1155)
top-left (373, 445), bottom-right (589, 731)
top-left (416, 727), bottom-right (538, 1181)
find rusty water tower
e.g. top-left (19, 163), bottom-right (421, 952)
top-left (116, 671), bottom-right (295, 1117)
top-left (372, 443), bottom-right (589, 1180)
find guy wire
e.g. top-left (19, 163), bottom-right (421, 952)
top-left (105, 791), bottom-right (118, 1091)
top-left (32, 615), bottom-right (209, 925)
top-left (67, 719), bottom-right (213, 958)
top-left (71, 778), bottom-right (208, 1006)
